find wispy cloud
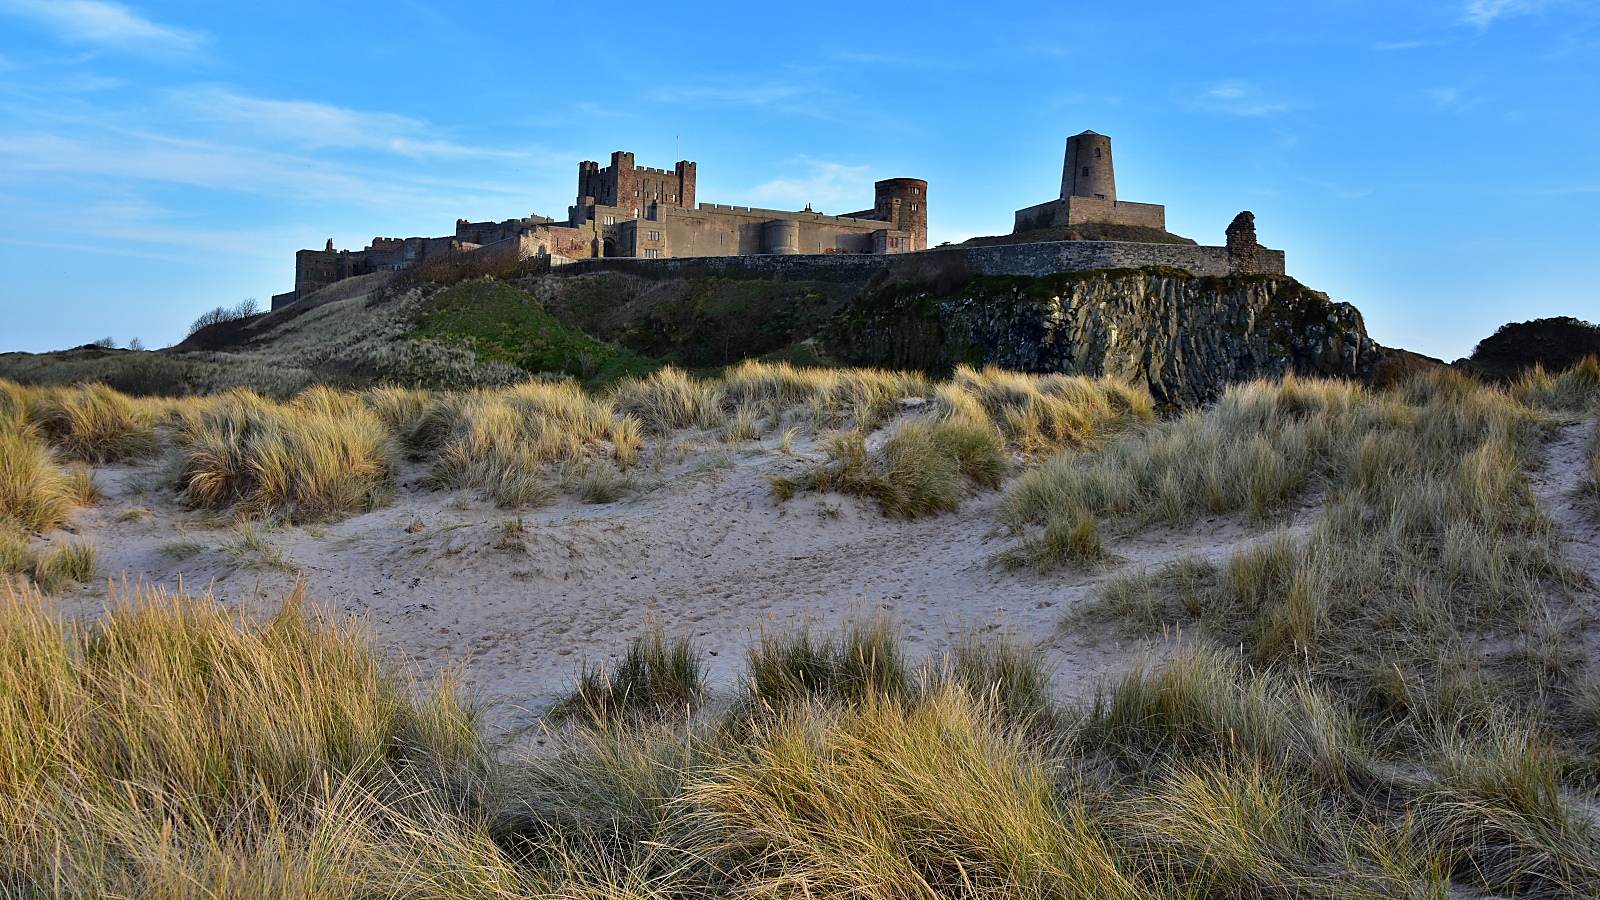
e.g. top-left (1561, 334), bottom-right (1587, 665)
top-left (1371, 39), bottom-right (1446, 50)
top-left (745, 159), bottom-right (874, 212)
top-left (646, 80), bottom-right (843, 118)
top-left (168, 87), bottom-right (514, 158)
top-left (0, 127), bottom-right (527, 207)
top-left (651, 83), bottom-right (815, 107)
top-left (1463, 0), bottom-right (1545, 28)
top-left (1174, 80), bottom-right (1295, 117)
top-left (1426, 86), bottom-right (1489, 112)
top-left (0, 0), bottom-right (205, 57)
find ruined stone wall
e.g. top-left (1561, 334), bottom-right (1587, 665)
top-left (960, 240), bottom-right (1284, 278)
top-left (513, 225), bottom-right (598, 261)
top-left (1013, 196), bottom-right (1167, 232)
top-left (454, 216), bottom-right (553, 245)
top-left (549, 238), bottom-right (1285, 281)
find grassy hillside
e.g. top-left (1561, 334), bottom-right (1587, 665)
top-left (411, 279), bottom-right (656, 383)
top-left (524, 271), bottom-right (864, 368)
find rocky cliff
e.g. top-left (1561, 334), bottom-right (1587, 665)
top-left (821, 268), bottom-right (1382, 407)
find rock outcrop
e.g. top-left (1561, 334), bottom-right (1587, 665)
top-left (821, 268), bottom-right (1382, 407)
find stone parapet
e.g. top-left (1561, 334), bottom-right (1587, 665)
top-left (547, 239), bottom-right (1285, 281)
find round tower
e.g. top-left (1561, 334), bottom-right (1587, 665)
top-left (1061, 131), bottom-right (1116, 202)
top-left (873, 177), bottom-right (928, 250)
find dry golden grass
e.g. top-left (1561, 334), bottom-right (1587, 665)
top-left (5, 577), bottom-right (1597, 898)
top-left (549, 627), bottom-right (706, 726)
top-left (1511, 355), bottom-right (1600, 413)
top-left (720, 360), bottom-right (932, 432)
top-left (772, 367), bottom-right (1148, 518)
top-left (426, 381), bottom-right (642, 506)
top-left (171, 387), bottom-right (397, 522)
top-left (0, 425), bottom-right (77, 533)
top-left (771, 419), bottom-right (1008, 518)
top-left (611, 365), bottom-right (726, 434)
top-left (0, 580), bottom-right (507, 898)
top-left (7, 365), bottom-right (1600, 896)
top-left (1581, 414), bottom-right (1600, 516)
top-left (940, 364), bottom-right (1155, 455)
top-left (32, 382), bottom-right (160, 463)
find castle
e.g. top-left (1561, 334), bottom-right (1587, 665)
top-left (1013, 130), bottom-right (1169, 232)
top-left (272, 132), bottom-right (1281, 310)
top-left (273, 153), bottom-right (926, 308)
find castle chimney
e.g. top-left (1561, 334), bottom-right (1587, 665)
top-left (325, 239), bottom-right (334, 251)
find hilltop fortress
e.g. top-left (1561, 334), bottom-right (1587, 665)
top-left (272, 131), bottom-right (1283, 309)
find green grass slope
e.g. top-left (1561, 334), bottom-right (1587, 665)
top-left (410, 279), bottom-right (655, 384)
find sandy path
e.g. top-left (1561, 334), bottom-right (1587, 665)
top-left (1532, 419), bottom-right (1600, 587)
top-left (35, 429), bottom-right (1326, 733)
top-left (52, 417), bottom-right (1600, 731)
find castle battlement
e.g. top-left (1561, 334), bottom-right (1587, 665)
top-left (272, 133), bottom-right (1279, 313)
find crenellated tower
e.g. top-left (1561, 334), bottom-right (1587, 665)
top-left (872, 178), bottom-right (929, 250)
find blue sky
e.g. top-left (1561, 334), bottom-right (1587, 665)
top-left (0, 0), bottom-right (1596, 359)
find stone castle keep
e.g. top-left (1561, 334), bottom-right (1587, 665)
top-left (272, 131), bottom-right (1282, 309)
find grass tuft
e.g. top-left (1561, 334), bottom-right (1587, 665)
top-left (30, 541), bottom-right (96, 593)
top-left (550, 628), bottom-right (706, 727)
top-left (744, 619), bottom-right (912, 709)
top-left (30, 382), bottom-right (159, 463)
top-left (172, 388), bottom-right (397, 522)
top-left (0, 426), bottom-right (78, 532)
top-left (773, 418), bottom-right (1006, 518)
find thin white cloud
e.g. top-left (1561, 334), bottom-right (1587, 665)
top-left (168, 87), bottom-right (512, 158)
top-left (1427, 86), bottom-right (1489, 111)
top-left (0, 128), bottom-right (527, 207)
top-left (1174, 80), bottom-right (1295, 117)
top-left (0, 0), bottom-right (204, 56)
top-left (1463, 0), bottom-right (1545, 28)
top-left (745, 159), bottom-right (875, 212)
top-left (1372, 39), bottom-right (1445, 50)
top-left (653, 83), bottom-right (814, 107)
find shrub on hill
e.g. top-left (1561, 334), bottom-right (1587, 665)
top-left (187, 298), bottom-right (261, 336)
top-left (1464, 316), bottom-right (1600, 381)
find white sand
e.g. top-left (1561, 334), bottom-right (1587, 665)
top-left (34, 422), bottom-right (1595, 733)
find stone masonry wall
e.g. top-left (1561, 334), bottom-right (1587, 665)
top-left (547, 239), bottom-right (1285, 281)
top-left (1013, 196), bottom-right (1167, 232)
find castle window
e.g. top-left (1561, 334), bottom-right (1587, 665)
top-left (604, 215), bottom-right (615, 226)
top-left (1082, 167), bottom-right (1090, 177)
top-left (1094, 148), bottom-right (1101, 157)
top-left (648, 231), bottom-right (661, 241)
top-left (643, 249), bottom-right (659, 259)
top-left (911, 204), bottom-right (918, 211)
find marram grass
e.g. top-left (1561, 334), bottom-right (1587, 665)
top-left (3, 579), bottom-right (1598, 897)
